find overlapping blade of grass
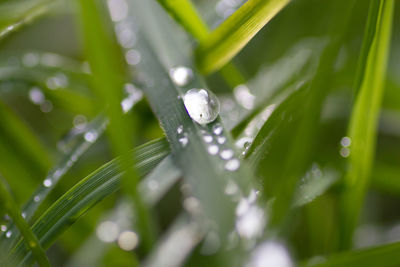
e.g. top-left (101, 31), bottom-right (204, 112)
top-left (130, 0), bottom-right (256, 243)
top-left (246, 0), bottom-right (357, 227)
top-left (304, 241), bottom-right (400, 267)
top-left (0, 115), bottom-right (107, 250)
top-left (77, 0), bottom-right (156, 251)
top-left (9, 138), bottom-right (170, 265)
top-left (195, 0), bottom-right (291, 74)
top-left (0, 0), bottom-right (58, 40)
top-left (155, 0), bottom-right (246, 86)
top-left (339, 0), bottom-right (394, 249)
top-left (0, 178), bottom-right (50, 267)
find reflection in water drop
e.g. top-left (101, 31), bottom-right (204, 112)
top-left (169, 66), bottom-right (193, 87)
top-left (183, 89), bottom-right (220, 125)
top-left (247, 241), bottom-right (293, 267)
top-left (225, 158), bottom-right (240, 171)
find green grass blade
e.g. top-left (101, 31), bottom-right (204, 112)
top-left (10, 138), bottom-right (170, 265)
top-left (305, 241), bottom-right (400, 267)
top-left (195, 0), bottom-right (290, 74)
top-left (130, 0), bottom-right (257, 243)
top-left (77, 0), bottom-right (156, 251)
top-left (0, 178), bottom-right (50, 267)
top-left (0, 115), bottom-right (107, 250)
top-left (339, 0), bottom-right (394, 249)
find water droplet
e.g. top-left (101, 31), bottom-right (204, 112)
top-left (116, 26), bottom-right (136, 48)
top-left (340, 136), bottom-right (351, 147)
top-left (22, 52), bottom-right (39, 67)
top-left (40, 100), bottom-right (53, 113)
top-left (225, 180), bottom-right (239, 195)
top-left (183, 197), bottom-right (201, 214)
top-left (177, 125), bottom-right (183, 134)
top-left (220, 149), bottom-right (234, 160)
top-left (118, 231), bottom-right (139, 251)
top-left (183, 89), bottom-right (220, 125)
top-left (212, 123), bottom-right (223, 135)
top-left (21, 212), bottom-right (26, 219)
top-left (5, 230), bottom-right (12, 238)
top-left (235, 137), bottom-right (253, 149)
top-left (125, 49), bottom-right (141, 65)
top-left (29, 87), bottom-right (45, 105)
top-left (203, 133), bottom-right (213, 143)
top-left (236, 205), bottom-right (265, 239)
top-left (46, 73), bottom-right (68, 89)
top-left (97, 221), bottom-right (119, 243)
top-left (73, 115), bottom-right (87, 130)
top-left (34, 195), bottom-right (40, 202)
top-left (43, 179), bottom-right (52, 187)
top-left (217, 136), bottom-right (226, 144)
top-left (1, 225), bottom-right (7, 232)
top-left (208, 144), bottom-right (219, 155)
top-left (178, 134), bottom-right (189, 147)
top-left (107, 0), bottom-right (128, 22)
top-left (247, 241), bottom-right (293, 267)
top-left (340, 147), bottom-right (350, 158)
top-left (84, 131), bottom-right (98, 143)
top-left (169, 66), bottom-right (193, 87)
top-left (225, 158), bottom-right (240, 171)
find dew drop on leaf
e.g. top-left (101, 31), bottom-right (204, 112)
top-left (169, 66), bottom-right (193, 86)
top-left (183, 89), bottom-right (220, 125)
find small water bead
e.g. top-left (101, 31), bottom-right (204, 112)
top-left (340, 136), bottom-right (351, 147)
top-left (43, 179), bottom-right (52, 187)
top-left (40, 100), bottom-right (53, 113)
top-left (97, 221), bottom-right (119, 243)
top-left (207, 145), bottom-right (219, 155)
top-left (178, 135), bottom-right (189, 148)
top-left (183, 197), bottom-right (201, 214)
top-left (21, 212), bottom-right (26, 219)
top-left (169, 66), bottom-right (193, 87)
top-left (1, 225), bottom-right (7, 232)
top-left (247, 241), bottom-right (293, 267)
top-left (225, 180), bottom-right (239, 195)
top-left (225, 158), bottom-right (240, 171)
top-left (84, 130), bottom-right (98, 143)
top-left (203, 134), bottom-right (213, 143)
top-left (118, 231), bottom-right (139, 251)
top-left (217, 136), bottom-right (226, 144)
top-left (22, 52), bottom-right (39, 67)
top-left (125, 49), bottom-right (141, 65)
top-left (220, 149), bottom-right (234, 160)
top-left (340, 147), bottom-right (350, 158)
top-left (236, 205), bottom-right (265, 239)
top-left (212, 123), bottom-right (223, 135)
top-left (5, 230), bottom-right (12, 238)
top-left (46, 73), bottom-right (69, 89)
top-left (200, 231), bottom-right (221, 255)
top-left (177, 125), bottom-right (184, 134)
top-left (34, 195), bottom-right (40, 202)
top-left (107, 0), bottom-right (128, 22)
top-left (183, 89), bottom-right (220, 125)
top-left (29, 87), bottom-right (45, 105)
top-left (73, 115), bottom-right (87, 130)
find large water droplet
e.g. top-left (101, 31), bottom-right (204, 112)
top-left (183, 89), bottom-right (220, 125)
top-left (169, 66), bottom-right (193, 87)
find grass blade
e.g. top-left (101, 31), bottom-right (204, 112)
top-left (195, 0), bottom-right (290, 74)
top-left (339, 0), bottom-right (394, 248)
top-left (10, 138), bottom-right (170, 265)
top-left (0, 178), bottom-right (50, 267)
